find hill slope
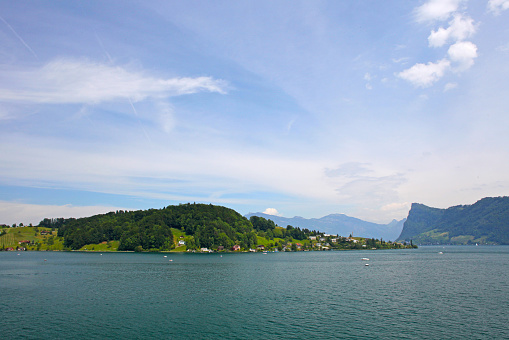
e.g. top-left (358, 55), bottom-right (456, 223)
top-left (245, 213), bottom-right (405, 241)
top-left (56, 203), bottom-right (255, 251)
top-left (397, 197), bottom-right (509, 244)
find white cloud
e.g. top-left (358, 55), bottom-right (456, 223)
top-left (428, 14), bottom-right (477, 47)
top-left (488, 0), bottom-right (509, 14)
top-left (263, 208), bottom-right (281, 216)
top-left (392, 57), bottom-right (409, 64)
top-left (397, 59), bottom-right (451, 88)
top-left (448, 41), bottom-right (478, 71)
top-left (415, 0), bottom-right (465, 23)
top-left (0, 59), bottom-right (228, 104)
top-left (0, 201), bottom-right (125, 225)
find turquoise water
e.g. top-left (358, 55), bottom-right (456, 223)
top-left (1, 247), bottom-right (508, 339)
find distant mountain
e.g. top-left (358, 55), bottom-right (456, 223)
top-left (397, 196), bottom-right (509, 245)
top-left (244, 212), bottom-right (405, 241)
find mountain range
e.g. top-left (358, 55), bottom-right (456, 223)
top-left (397, 196), bottom-right (509, 245)
top-left (244, 212), bottom-right (405, 241)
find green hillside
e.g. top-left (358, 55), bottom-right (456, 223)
top-left (0, 227), bottom-right (63, 251)
top-left (397, 197), bottom-right (509, 245)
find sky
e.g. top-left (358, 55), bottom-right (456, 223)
top-left (1, 0), bottom-right (509, 225)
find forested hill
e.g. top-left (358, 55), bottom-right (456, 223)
top-left (53, 203), bottom-right (256, 251)
top-left (397, 196), bottom-right (509, 245)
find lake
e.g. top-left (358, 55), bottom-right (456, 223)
top-left (1, 246), bottom-right (508, 339)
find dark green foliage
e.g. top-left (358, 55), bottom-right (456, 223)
top-left (49, 203), bottom-right (255, 250)
top-left (250, 216), bottom-right (276, 231)
top-left (398, 197), bottom-right (509, 244)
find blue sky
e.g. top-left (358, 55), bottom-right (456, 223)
top-left (1, 0), bottom-right (509, 225)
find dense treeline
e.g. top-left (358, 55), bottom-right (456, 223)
top-left (398, 196), bottom-right (509, 244)
top-left (249, 216), bottom-right (312, 241)
top-left (52, 203), bottom-right (255, 251)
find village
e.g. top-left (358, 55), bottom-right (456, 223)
top-left (192, 233), bottom-right (408, 253)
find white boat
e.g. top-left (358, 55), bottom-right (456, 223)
top-left (365, 263), bottom-right (369, 266)
top-left (438, 252), bottom-right (443, 254)
top-left (361, 258), bottom-right (369, 261)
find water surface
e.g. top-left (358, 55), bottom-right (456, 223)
top-left (1, 246), bottom-right (508, 339)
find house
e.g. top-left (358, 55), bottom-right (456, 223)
top-left (309, 236), bottom-right (317, 240)
top-left (232, 245), bottom-right (241, 251)
top-left (319, 237), bottom-right (326, 242)
top-left (178, 240), bottom-right (185, 246)
top-left (19, 240), bottom-right (31, 244)
top-left (200, 247), bottom-right (210, 252)
top-left (217, 246), bottom-right (224, 251)
top-left (257, 245), bottom-right (265, 250)
top-left (6, 247), bottom-right (15, 251)
top-left (40, 230), bottom-right (51, 235)
top-left (331, 238), bottom-right (338, 243)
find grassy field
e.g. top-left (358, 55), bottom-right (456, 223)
top-left (80, 241), bottom-right (120, 251)
top-left (0, 227), bottom-right (63, 250)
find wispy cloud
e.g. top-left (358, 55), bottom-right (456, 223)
top-left (0, 15), bottom-right (38, 59)
top-left (0, 59), bottom-right (228, 104)
top-left (444, 82), bottom-right (458, 92)
top-left (0, 201), bottom-right (125, 225)
top-left (488, 0), bottom-right (509, 14)
top-left (325, 162), bottom-right (373, 178)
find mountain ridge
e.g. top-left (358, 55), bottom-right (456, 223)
top-left (244, 212), bottom-right (405, 241)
